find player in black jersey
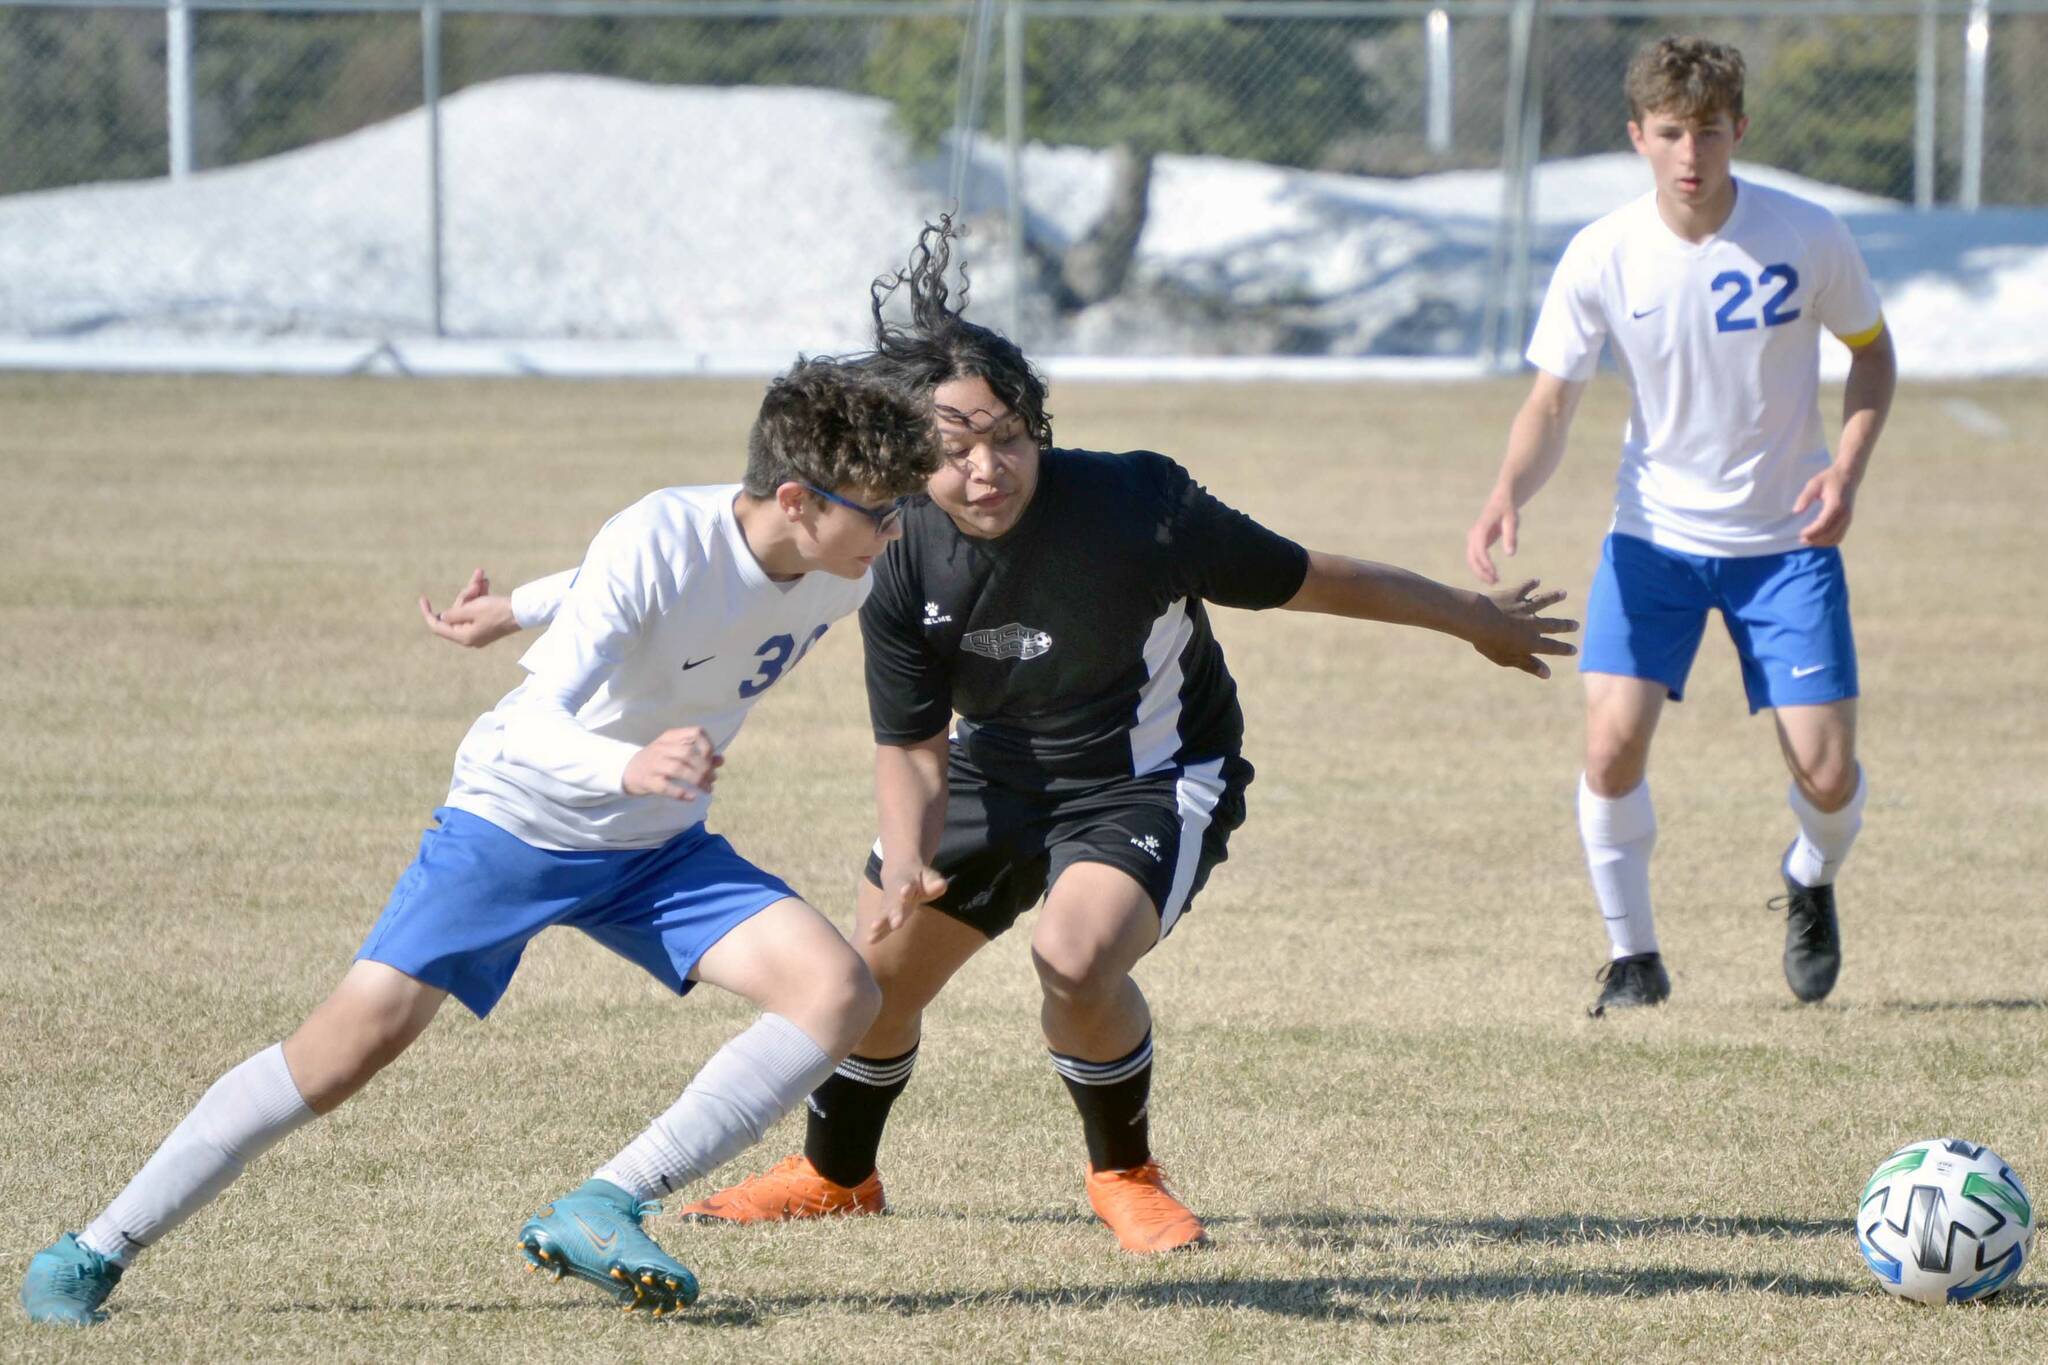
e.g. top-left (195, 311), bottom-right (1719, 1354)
top-left (671, 221), bottom-right (1579, 1252)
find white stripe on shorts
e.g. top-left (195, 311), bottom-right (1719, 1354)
top-left (1159, 758), bottom-right (1227, 937)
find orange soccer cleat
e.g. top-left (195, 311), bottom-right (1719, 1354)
top-left (1085, 1160), bottom-right (1211, 1253)
top-left (677, 1155), bottom-right (887, 1223)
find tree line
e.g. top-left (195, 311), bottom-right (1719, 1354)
top-left (3, 4), bottom-right (2043, 205)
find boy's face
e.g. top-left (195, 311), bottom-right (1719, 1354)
top-left (926, 374), bottom-right (1041, 540)
top-left (796, 482), bottom-right (907, 580)
top-left (1628, 107), bottom-right (1747, 208)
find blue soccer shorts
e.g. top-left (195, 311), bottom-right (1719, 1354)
top-left (356, 808), bottom-right (798, 1018)
top-left (1580, 532), bottom-right (1859, 714)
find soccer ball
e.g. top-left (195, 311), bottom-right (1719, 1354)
top-left (1857, 1139), bottom-right (2035, 1305)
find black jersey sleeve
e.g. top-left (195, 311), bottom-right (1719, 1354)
top-left (861, 544), bottom-right (953, 745)
top-left (1150, 454), bottom-right (1311, 610)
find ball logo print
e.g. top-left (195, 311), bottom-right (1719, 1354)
top-left (961, 623), bottom-right (1053, 661)
top-left (1856, 1139), bottom-right (2035, 1305)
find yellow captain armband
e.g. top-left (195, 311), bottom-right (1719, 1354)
top-left (1835, 316), bottom-right (1886, 350)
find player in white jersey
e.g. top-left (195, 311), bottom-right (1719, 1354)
top-left (19, 359), bottom-right (941, 1327)
top-left (1464, 36), bottom-right (1896, 1015)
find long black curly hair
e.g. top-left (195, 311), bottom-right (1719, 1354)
top-left (867, 216), bottom-right (1053, 450)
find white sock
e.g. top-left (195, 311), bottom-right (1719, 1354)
top-left (79, 1043), bottom-right (315, 1267)
top-left (595, 1013), bottom-right (836, 1203)
top-left (1786, 765), bottom-right (1866, 888)
top-left (1579, 774), bottom-right (1659, 959)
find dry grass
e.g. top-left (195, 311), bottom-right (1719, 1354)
top-left (1, 372), bottom-right (2043, 1362)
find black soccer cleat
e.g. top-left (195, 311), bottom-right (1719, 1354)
top-left (1772, 855), bottom-right (1841, 1003)
top-left (1589, 952), bottom-right (1670, 1017)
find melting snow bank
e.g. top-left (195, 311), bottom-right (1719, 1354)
top-left (1, 76), bottom-right (2043, 378)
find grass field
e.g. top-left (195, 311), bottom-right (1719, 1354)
top-left (2, 372), bottom-right (2044, 1362)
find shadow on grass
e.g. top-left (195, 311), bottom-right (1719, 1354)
top-left (725, 1264), bottom-right (1854, 1322)
top-left (262, 1297), bottom-right (592, 1316)
top-left (248, 1259), bottom-right (1882, 1327)
top-left (255, 1294), bottom-right (770, 1328)
top-left (1872, 998), bottom-right (2048, 1014)
top-left (1254, 1210), bottom-right (1854, 1252)
top-left (240, 1212), bottom-right (1874, 1326)
top-left (173, 1267), bottom-right (2048, 1328)
top-left (848, 1206), bottom-right (1854, 1251)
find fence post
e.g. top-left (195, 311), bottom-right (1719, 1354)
top-left (949, 0), bottom-right (1000, 213)
top-left (1004, 1), bottom-right (1026, 345)
top-left (1484, 0), bottom-right (1543, 371)
top-left (1426, 8), bottom-right (1452, 156)
top-left (1503, 0), bottom-right (1547, 364)
top-left (422, 0), bottom-right (446, 337)
top-left (166, 0), bottom-right (194, 179)
top-left (417, 1), bottom-right (446, 337)
top-left (1960, 0), bottom-right (1990, 210)
top-left (1915, 0), bottom-right (1937, 209)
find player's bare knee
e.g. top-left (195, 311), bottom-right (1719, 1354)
top-left (776, 949), bottom-right (881, 1056)
top-left (1584, 744), bottom-right (1649, 797)
top-left (835, 959), bottom-right (885, 1041)
top-left (285, 1002), bottom-right (421, 1110)
top-left (1793, 757), bottom-right (1858, 812)
top-left (1028, 938), bottom-right (1118, 1008)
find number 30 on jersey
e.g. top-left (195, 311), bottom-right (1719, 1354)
top-left (739, 624), bottom-right (830, 698)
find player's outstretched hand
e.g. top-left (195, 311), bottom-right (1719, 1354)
top-left (865, 862), bottom-right (949, 945)
top-left (622, 727), bottom-right (725, 801)
top-left (420, 568), bottom-right (522, 648)
top-left (1471, 579), bottom-right (1579, 679)
top-left (1465, 494), bottom-right (1520, 585)
top-left (1794, 465), bottom-right (1856, 547)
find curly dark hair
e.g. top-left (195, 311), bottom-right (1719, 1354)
top-left (867, 216), bottom-right (1053, 450)
top-left (743, 355), bottom-right (941, 501)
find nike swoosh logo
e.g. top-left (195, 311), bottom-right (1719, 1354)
top-left (682, 656), bottom-right (714, 671)
top-left (1632, 306), bottom-right (1663, 319)
top-left (1791, 664), bottom-right (1827, 679)
top-left (571, 1213), bottom-right (618, 1252)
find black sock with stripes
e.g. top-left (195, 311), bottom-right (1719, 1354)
top-left (1051, 1032), bottom-right (1153, 1172)
top-left (802, 1046), bottom-right (918, 1188)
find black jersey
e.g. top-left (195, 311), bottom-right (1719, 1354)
top-left (861, 448), bottom-right (1309, 789)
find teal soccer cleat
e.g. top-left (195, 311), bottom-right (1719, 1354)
top-left (516, 1180), bottom-right (699, 1317)
top-left (20, 1233), bottom-right (122, 1327)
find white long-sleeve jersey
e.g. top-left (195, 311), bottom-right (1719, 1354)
top-left (444, 485), bottom-right (869, 850)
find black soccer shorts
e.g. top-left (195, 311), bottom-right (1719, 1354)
top-left (862, 750), bottom-right (1252, 938)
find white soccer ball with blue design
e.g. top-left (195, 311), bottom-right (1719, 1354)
top-left (1857, 1139), bottom-right (2034, 1305)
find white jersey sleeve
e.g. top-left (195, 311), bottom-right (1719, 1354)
top-left (509, 569), bottom-right (574, 631)
top-left (1525, 228), bottom-right (1612, 382)
top-left (496, 517), bottom-right (667, 797)
top-left (1810, 212), bottom-right (1884, 342)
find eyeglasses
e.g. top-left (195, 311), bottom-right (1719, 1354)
top-left (804, 483), bottom-right (909, 536)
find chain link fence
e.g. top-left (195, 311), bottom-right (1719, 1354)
top-left (2, 0), bottom-right (2044, 368)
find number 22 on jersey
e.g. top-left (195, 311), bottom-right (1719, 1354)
top-left (1712, 264), bottom-right (1801, 333)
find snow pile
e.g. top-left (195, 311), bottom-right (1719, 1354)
top-left (1, 75), bottom-right (2042, 376)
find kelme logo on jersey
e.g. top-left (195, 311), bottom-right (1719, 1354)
top-left (961, 623), bottom-right (1053, 661)
top-left (923, 601), bottom-right (953, 626)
